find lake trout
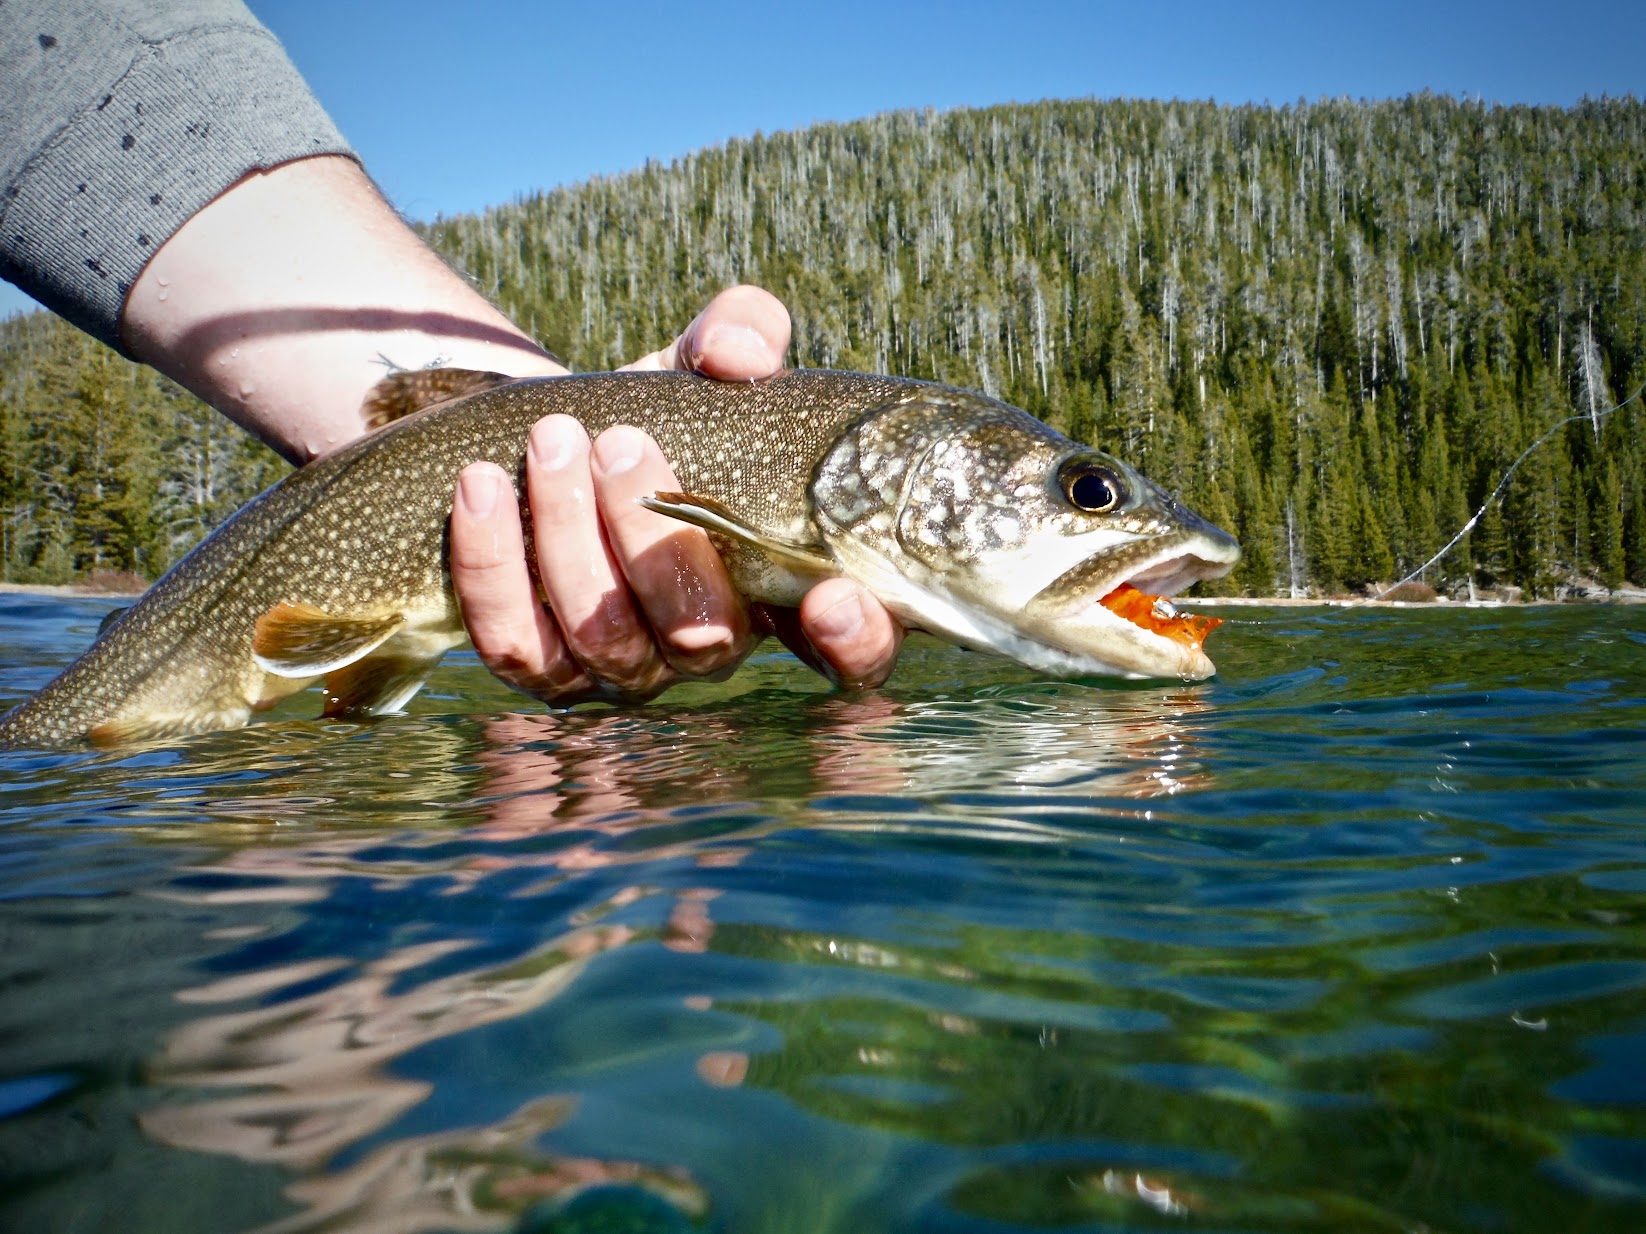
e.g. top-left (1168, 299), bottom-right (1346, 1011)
top-left (0, 369), bottom-right (1240, 747)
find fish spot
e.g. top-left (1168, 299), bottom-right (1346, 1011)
top-left (38, 34), bottom-right (58, 49)
top-left (121, 134), bottom-right (135, 150)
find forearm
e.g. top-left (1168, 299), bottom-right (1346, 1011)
top-left (120, 155), bottom-right (565, 464)
top-left (1, 0), bottom-right (354, 355)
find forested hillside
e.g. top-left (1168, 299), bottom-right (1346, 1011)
top-left (0, 311), bottom-right (284, 585)
top-left (3, 94), bottom-right (1643, 596)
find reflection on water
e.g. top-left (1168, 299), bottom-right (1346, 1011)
top-left (122, 681), bottom-right (1217, 1231)
top-left (144, 925), bottom-right (707, 1233)
top-left (2, 601), bottom-right (1646, 1233)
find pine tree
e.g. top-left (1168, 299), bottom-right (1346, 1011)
top-left (1594, 461), bottom-right (1626, 590)
top-left (3, 94), bottom-right (1643, 595)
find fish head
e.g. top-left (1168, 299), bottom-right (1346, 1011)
top-left (811, 391), bottom-right (1242, 681)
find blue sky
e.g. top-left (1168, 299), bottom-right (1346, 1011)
top-left (3, 0), bottom-right (1642, 321)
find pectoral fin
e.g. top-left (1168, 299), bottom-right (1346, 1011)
top-left (252, 602), bottom-right (406, 678)
top-left (322, 653), bottom-right (439, 718)
top-left (360, 368), bottom-right (519, 431)
top-left (640, 491), bottom-right (836, 576)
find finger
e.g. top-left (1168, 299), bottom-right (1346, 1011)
top-left (754, 604), bottom-right (833, 681)
top-left (525, 415), bottom-right (677, 696)
top-left (450, 463), bottom-right (594, 700)
top-left (793, 579), bottom-right (904, 690)
top-left (590, 425), bottom-right (754, 676)
top-left (619, 285), bottom-right (791, 380)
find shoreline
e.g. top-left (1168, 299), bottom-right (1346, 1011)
top-left (0, 581), bottom-right (147, 599)
top-left (3, 581), bottom-right (1643, 607)
top-left (1190, 591), bottom-right (1646, 608)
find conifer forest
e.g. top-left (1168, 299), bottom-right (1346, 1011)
top-left (2, 95), bottom-right (1643, 598)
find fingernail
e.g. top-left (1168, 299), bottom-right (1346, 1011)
top-left (670, 622), bottom-right (737, 655)
top-left (528, 417), bottom-right (579, 470)
top-left (694, 323), bottom-right (770, 374)
top-left (810, 589), bottom-right (865, 643)
top-left (592, 426), bottom-right (647, 477)
top-left (457, 467), bottom-right (500, 517)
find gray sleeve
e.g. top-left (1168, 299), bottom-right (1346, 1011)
top-left (0, 0), bottom-right (358, 355)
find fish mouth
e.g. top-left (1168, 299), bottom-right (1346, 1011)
top-left (1023, 534), bottom-right (1240, 679)
top-left (1030, 534), bottom-right (1239, 617)
top-left (1095, 582), bottom-right (1223, 653)
top-left (1121, 545), bottom-right (1237, 599)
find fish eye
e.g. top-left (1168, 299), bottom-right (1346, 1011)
top-left (1058, 459), bottom-right (1124, 513)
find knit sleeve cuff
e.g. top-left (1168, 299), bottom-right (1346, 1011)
top-left (1, 12), bottom-right (357, 355)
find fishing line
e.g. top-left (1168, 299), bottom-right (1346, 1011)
top-left (1210, 377), bottom-right (1646, 627)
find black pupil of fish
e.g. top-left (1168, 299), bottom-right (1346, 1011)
top-left (1068, 471), bottom-right (1115, 511)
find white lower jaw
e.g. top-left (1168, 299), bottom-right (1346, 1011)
top-left (928, 593), bottom-right (1214, 682)
top-left (830, 539), bottom-right (1217, 682)
top-left (1019, 606), bottom-right (1218, 681)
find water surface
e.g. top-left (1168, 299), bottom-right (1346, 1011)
top-left (1, 594), bottom-right (1643, 1233)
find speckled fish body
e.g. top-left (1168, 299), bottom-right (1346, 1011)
top-left (0, 369), bottom-right (1240, 747)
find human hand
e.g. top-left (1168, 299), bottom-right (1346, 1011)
top-left (449, 285), bottom-right (904, 704)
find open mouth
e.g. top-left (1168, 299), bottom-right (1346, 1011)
top-left (1025, 535), bottom-right (1237, 665)
top-left (1097, 582), bottom-right (1223, 652)
top-left (1091, 537), bottom-right (1236, 654)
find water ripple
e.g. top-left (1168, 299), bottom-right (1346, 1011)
top-left (1, 599), bottom-right (1645, 1233)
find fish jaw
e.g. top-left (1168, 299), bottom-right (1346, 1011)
top-left (825, 526), bottom-right (1238, 681)
top-left (1016, 530), bottom-right (1242, 680)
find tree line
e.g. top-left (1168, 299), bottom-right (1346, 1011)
top-left (2, 93), bottom-right (1643, 597)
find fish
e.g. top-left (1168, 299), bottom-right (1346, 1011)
top-left (0, 368), bottom-right (1240, 747)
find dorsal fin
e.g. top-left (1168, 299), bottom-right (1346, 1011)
top-left (360, 368), bottom-right (518, 431)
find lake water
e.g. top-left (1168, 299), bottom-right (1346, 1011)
top-left (1, 593), bottom-right (1643, 1233)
